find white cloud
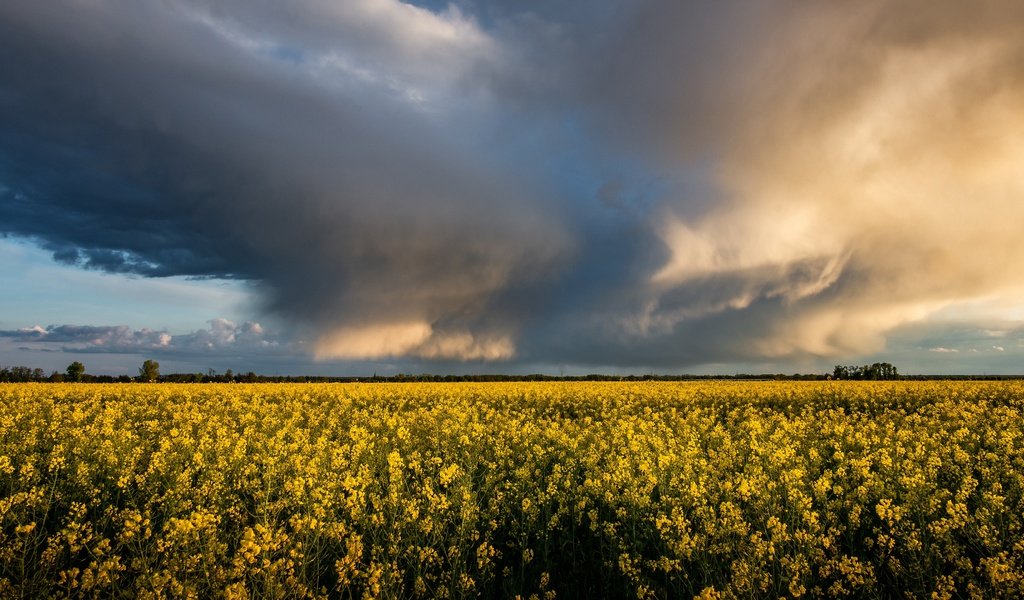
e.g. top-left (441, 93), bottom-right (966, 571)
top-left (179, 0), bottom-right (496, 106)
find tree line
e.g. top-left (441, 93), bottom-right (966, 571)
top-left (0, 360), bottom-right (160, 383)
top-left (4, 360), bottom-right (1021, 383)
top-left (1, 363), bottom-right (837, 383)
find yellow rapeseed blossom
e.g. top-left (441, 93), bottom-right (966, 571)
top-left (0, 381), bottom-right (1020, 597)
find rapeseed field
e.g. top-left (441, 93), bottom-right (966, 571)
top-left (0, 382), bottom-right (1021, 598)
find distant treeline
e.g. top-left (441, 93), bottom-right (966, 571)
top-left (0, 365), bottom-right (832, 383)
top-left (0, 366), bottom-right (134, 383)
top-left (3, 363), bottom-right (1022, 383)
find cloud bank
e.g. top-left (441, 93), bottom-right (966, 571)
top-left (2, 0), bottom-right (1023, 369)
top-left (1, 319), bottom-right (277, 355)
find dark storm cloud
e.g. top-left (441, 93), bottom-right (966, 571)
top-left (0, 0), bottom-right (571, 361)
top-left (3, 0), bottom-right (1024, 369)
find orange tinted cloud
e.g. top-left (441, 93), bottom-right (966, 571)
top-left (649, 0), bottom-right (1024, 358)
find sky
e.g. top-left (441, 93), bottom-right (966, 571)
top-left (2, 0), bottom-right (1024, 376)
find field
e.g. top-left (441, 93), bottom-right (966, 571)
top-left (0, 382), bottom-right (1022, 599)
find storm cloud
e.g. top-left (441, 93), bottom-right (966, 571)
top-left (2, 0), bottom-right (1024, 369)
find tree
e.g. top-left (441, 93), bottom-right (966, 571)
top-left (139, 359), bottom-right (160, 382)
top-left (66, 361), bottom-right (85, 382)
top-left (832, 365), bottom-right (850, 380)
top-left (832, 362), bottom-right (899, 380)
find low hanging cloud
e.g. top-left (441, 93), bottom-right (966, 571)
top-left (5, 325), bottom-right (174, 350)
top-left (2, 0), bottom-right (1024, 369)
top-left (0, 319), bottom-right (277, 355)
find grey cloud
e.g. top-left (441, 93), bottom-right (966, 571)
top-left (0, 320), bottom-right (279, 355)
top-left (1, 325), bottom-right (173, 350)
